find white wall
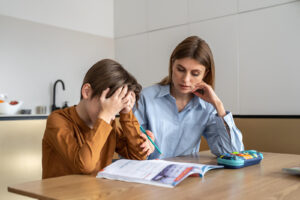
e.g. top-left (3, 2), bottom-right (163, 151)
top-left (114, 0), bottom-right (300, 115)
top-left (0, 15), bottom-right (114, 114)
top-left (0, 0), bottom-right (114, 38)
top-left (0, 0), bottom-right (299, 115)
top-left (239, 2), bottom-right (300, 115)
top-left (0, 0), bottom-right (114, 114)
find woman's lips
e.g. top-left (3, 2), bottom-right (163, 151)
top-left (179, 84), bottom-right (191, 90)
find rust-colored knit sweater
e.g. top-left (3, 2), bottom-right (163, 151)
top-left (42, 106), bottom-right (146, 179)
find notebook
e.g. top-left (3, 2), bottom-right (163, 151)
top-left (97, 159), bottom-right (223, 188)
top-left (282, 167), bottom-right (300, 175)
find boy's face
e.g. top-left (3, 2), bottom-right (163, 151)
top-left (86, 95), bottom-right (101, 125)
top-left (80, 83), bottom-right (107, 126)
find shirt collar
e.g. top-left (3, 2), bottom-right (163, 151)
top-left (157, 84), bottom-right (171, 98)
top-left (157, 84), bottom-right (206, 109)
top-left (193, 96), bottom-right (206, 110)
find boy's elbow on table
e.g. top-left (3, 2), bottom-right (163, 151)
top-left (76, 156), bottom-right (98, 174)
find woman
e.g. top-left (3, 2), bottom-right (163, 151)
top-left (134, 36), bottom-right (244, 159)
top-left (42, 59), bottom-right (154, 179)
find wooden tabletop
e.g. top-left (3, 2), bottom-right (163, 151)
top-left (8, 151), bottom-right (300, 200)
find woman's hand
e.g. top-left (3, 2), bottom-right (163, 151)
top-left (98, 85), bottom-right (129, 123)
top-left (140, 130), bottom-right (155, 156)
top-left (120, 91), bottom-right (136, 114)
top-left (192, 82), bottom-right (226, 117)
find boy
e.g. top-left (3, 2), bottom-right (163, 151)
top-left (42, 59), bottom-right (154, 179)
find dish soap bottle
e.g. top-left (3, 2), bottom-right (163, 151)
top-left (62, 101), bottom-right (68, 109)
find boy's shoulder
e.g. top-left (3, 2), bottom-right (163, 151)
top-left (47, 106), bottom-right (75, 126)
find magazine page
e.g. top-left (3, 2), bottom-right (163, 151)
top-left (97, 159), bottom-right (223, 188)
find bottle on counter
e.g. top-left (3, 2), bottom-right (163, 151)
top-left (62, 101), bottom-right (69, 109)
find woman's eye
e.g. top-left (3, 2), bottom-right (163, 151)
top-left (192, 72), bottom-right (200, 76)
top-left (177, 67), bottom-right (185, 72)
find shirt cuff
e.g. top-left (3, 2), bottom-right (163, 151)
top-left (119, 110), bottom-right (135, 122)
top-left (214, 111), bottom-right (233, 128)
top-left (223, 112), bottom-right (234, 129)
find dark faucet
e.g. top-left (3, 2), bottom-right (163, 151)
top-left (51, 79), bottom-right (65, 112)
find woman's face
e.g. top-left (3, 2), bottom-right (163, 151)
top-left (171, 57), bottom-right (207, 95)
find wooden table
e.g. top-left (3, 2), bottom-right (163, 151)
top-left (8, 151), bottom-right (300, 200)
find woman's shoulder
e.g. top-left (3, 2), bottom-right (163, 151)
top-left (141, 84), bottom-right (165, 97)
top-left (196, 97), bottom-right (216, 114)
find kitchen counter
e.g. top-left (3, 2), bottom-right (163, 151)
top-left (0, 114), bottom-right (48, 120)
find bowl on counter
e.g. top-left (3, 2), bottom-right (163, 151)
top-left (0, 100), bottom-right (23, 115)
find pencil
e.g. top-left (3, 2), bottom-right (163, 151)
top-left (140, 126), bottom-right (162, 154)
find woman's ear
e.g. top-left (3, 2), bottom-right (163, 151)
top-left (81, 83), bottom-right (92, 99)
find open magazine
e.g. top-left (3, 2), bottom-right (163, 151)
top-left (96, 159), bottom-right (223, 188)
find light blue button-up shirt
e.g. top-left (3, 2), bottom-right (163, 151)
top-left (133, 84), bottom-right (244, 159)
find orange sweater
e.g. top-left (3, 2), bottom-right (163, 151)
top-left (42, 106), bottom-right (147, 179)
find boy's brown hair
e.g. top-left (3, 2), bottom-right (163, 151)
top-left (81, 59), bottom-right (142, 104)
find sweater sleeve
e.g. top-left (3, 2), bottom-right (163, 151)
top-left (114, 111), bottom-right (147, 160)
top-left (43, 112), bottom-right (113, 174)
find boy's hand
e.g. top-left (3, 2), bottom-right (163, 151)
top-left (98, 85), bottom-right (129, 123)
top-left (140, 130), bottom-right (155, 156)
top-left (120, 91), bottom-right (136, 114)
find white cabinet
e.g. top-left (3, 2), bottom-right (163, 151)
top-left (114, 0), bottom-right (147, 37)
top-left (189, 0), bottom-right (237, 22)
top-left (147, 0), bottom-right (188, 30)
top-left (238, 1), bottom-right (300, 114)
top-left (190, 15), bottom-right (239, 113)
top-left (115, 34), bottom-right (149, 86)
top-left (147, 26), bottom-right (189, 85)
top-left (238, 0), bottom-right (296, 12)
top-left (114, 0), bottom-right (300, 115)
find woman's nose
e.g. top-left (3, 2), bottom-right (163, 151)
top-left (182, 73), bottom-right (190, 83)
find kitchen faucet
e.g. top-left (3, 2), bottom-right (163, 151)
top-left (51, 79), bottom-right (65, 112)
